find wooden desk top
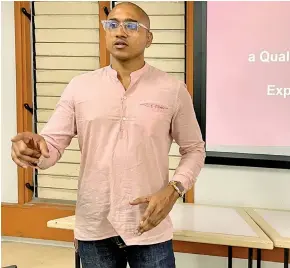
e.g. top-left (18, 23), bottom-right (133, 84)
top-left (47, 203), bottom-right (273, 249)
top-left (245, 208), bottom-right (290, 249)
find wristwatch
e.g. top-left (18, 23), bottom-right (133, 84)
top-left (169, 180), bottom-right (185, 198)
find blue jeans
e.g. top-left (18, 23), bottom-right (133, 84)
top-left (77, 236), bottom-right (176, 268)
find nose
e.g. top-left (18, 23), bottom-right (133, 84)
top-left (114, 24), bottom-right (127, 38)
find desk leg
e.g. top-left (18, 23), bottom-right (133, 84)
top-left (257, 249), bottom-right (261, 268)
top-left (228, 246), bottom-right (232, 268)
top-left (248, 248), bottom-right (253, 268)
top-left (75, 251), bottom-right (81, 268)
top-left (285, 248), bottom-right (289, 268)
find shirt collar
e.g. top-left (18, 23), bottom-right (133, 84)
top-left (106, 62), bottom-right (150, 82)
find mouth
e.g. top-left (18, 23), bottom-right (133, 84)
top-left (114, 40), bottom-right (128, 49)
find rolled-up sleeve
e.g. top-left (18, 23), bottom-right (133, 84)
top-left (170, 82), bottom-right (206, 192)
top-left (37, 79), bottom-right (77, 170)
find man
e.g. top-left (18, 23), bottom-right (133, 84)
top-left (11, 2), bottom-right (205, 267)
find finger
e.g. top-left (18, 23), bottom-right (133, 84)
top-left (11, 133), bottom-right (25, 142)
top-left (139, 211), bottom-right (165, 234)
top-left (15, 141), bottom-right (41, 158)
top-left (37, 139), bottom-right (50, 158)
top-left (140, 202), bottom-right (155, 222)
top-left (18, 153), bottom-right (39, 165)
top-left (150, 213), bottom-right (164, 229)
top-left (12, 137), bottom-right (41, 158)
top-left (137, 203), bottom-right (156, 234)
top-left (23, 135), bottom-right (33, 145)
top-left (11, 150), bottom-right (28, 169)
top-left (13, 143), bottom-right (40, 164)
top-left (20, 135), bottom-right (40, 155)
top-left (130, 196), bottom-right (150, 205)
top-left (138, 223), bottom-right (154, 234)
top-left (138, 214), bottom-right (157, 234)
top-left (12, 148), bottom-right (40, 169)
top-left (12, 132), bottom-right (34, 144)
top-left (27, 139), bottom-right (43, 158)
top-left (22, 147), bottom-right (41, 158)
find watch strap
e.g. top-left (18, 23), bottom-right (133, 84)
top-left (169, 180), bottom-right (185, 197)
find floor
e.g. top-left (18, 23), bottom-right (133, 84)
top-left (2, 241), bottom-right (75, 268)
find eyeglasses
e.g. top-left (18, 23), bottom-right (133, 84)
top-left (101, 20), bottom-right (149, 33)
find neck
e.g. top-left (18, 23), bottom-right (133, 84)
top-left (111, 56), bottom-right (145, 79)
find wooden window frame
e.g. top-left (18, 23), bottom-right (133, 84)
top-left (184, 1), bottom-right (194, 203)
top-left (14, 1), bottom-right (34, 205)
top-left (99, 2), bottom-right (111, 68)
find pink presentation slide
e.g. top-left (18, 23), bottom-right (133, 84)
top-left (206, 2), bottom-right (290, 156)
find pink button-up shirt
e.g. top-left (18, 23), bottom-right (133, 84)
top-left (39, 63), bottom-right (205, 245)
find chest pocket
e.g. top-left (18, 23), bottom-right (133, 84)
top-left (133, 101), bottom-right (173, 137)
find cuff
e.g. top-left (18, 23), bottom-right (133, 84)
top-left (170, 174), bottom-right (194, 193)
top-left (36, 155), bottom-right (46, 169)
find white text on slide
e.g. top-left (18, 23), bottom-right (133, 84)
top-left (248, 50), bottom-right (289, 63)
top-left (267, 85), bottom-right (290, 98)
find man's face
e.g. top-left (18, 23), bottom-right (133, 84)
top-left (104, 5), bottom-right (152, 61)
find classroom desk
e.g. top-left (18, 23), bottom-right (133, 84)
top-left (47, 203), bottom-right (273, 268)
top-left (245, 208), bottom-right (290, 268)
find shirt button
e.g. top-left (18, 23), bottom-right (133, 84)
top-left (122, 96), bottom-right (127, 100)
top-left (122, 117), bottom-right (127, 120)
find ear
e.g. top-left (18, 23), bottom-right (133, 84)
top-left (145, 32), bottom-right (153, 48)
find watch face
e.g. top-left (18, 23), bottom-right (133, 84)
top-left (176, 181), bottom-right (185, 193)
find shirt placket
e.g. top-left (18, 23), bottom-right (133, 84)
top-left (119, 95), bottom-right (127, 139)
top-left (118, 77), bottom-right (138, 139)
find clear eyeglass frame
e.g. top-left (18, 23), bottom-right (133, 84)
top-left (101, 20), bottom-right (149, 33)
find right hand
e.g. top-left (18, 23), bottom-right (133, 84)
top-left (11, 132), bottom-right (50, 168)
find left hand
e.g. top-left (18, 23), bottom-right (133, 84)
top-left (130, 185), bottom-right (180, 235)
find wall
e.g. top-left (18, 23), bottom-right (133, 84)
top-left (1, 1), bottom-right (18, 203)
top-left (1, 2), bottom-right (289, 267)
top-left (196, 165), bottom-right (290, 210)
